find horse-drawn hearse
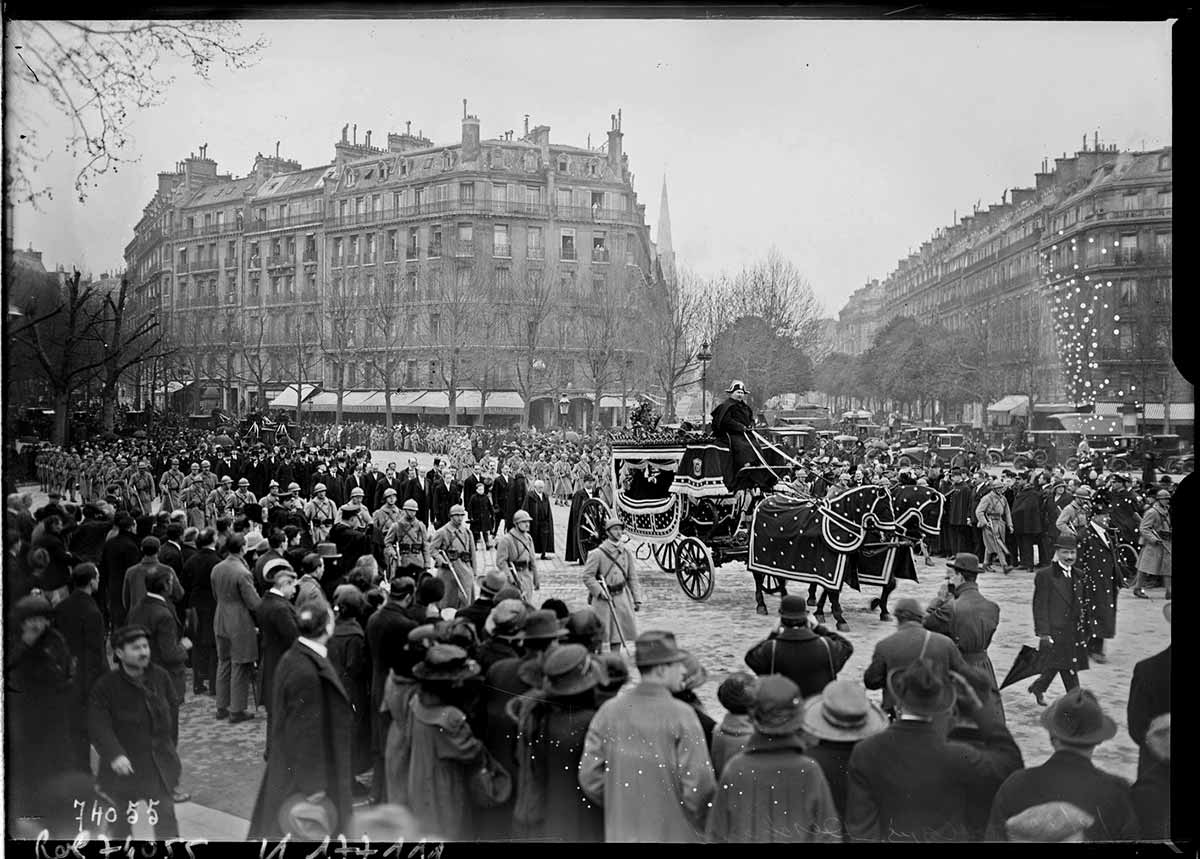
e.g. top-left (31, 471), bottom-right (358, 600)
top-left (573, 421), bottom-right (946, 627)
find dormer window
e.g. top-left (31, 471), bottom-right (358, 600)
top-left (345, 169), bottom-right (356, 187)
top-left (442, 151), bottom-right (453, 171)
top-left (400, 160), bottom-right (408, 177)
top-left (557, 157), bottom-right (568, 173)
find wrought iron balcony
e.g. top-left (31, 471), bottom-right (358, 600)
top-left (591, 247), bottom-right (610, 263)
top-left (560, 246), bottom-right (578, 262)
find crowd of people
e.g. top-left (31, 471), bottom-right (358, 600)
top-left (3, 415), bottom-right (1175, 843)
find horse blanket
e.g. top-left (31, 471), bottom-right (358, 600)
top-left (748, 487), bottom-right (918, 591)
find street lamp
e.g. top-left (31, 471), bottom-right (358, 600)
top-left (697, 340), bottom-right (713, 428)
top-left (559, 393), bottom-right (570, 440)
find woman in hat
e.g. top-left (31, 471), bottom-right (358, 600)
top-left (406, 644), bottom-right (487, 841)
top-left (800, 679), bottom-right (888, 823)
top-left (706, 674), bottom-right (841, 842)
top-left (510, 644), bottom-right (606, 842)
top-left (710, 673), bottom-right (758, 778)
top-left (672, 652), bottom-right (716, 748)
top-left (383, 626), bottom-right (437, 806)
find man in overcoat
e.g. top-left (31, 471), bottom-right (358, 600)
top-left (248, 603), bottom-right (354, 840)
top-left (1127, 602), bottom-right (1171, 781)
top-left (55, 563), bottom-right (108, 770)
top-left (495, 509), bottom-right (539, 599)
top-left (127, 570), bottom-right (192, 753)
top-left (1076, 500), bottom-right (1121, 663)
top-left (1132, 488), bottom-right (1171, 600)
top-left (522, 478), bottom-right (555, 558)
top-left (745, 595), bottom-right (853, 698)
top-left (565, 474), bottom-right (602, 564)
top-left (975, 481), bottom-right (1013, 573)
top-left (581, 518), bottom-right (640, 651)
top-left (385, 499), bottom-right (430, 582)
top-left (88, 625), bottom-right (183, 839)
top-left (864, 597), bottom-right (968, 718)
top-left (490, 464), bottom-right (510, 536)
top-left (211, 532), bottom-right (262, 722)
top-left (845, 659), bottom-right (1022, 842)
top-left (924, 554), bottom-right (1005, 725)
top-left (429, 504), bottom-right (476, 610)
top-left (1010, 476), bottom-right (1044, 570)
top-left (1028, 534), bottom-right (1090, 706)
top-left (256, 563), bottom-right (299, 759)
top-left (945, 470), bottom-right (975, 557)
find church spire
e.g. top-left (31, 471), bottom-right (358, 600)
top-left (657, 173), bottom-right (676, 285)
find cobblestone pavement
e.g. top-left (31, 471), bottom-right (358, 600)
top-left (16, 454), bottom-right (1173, 833)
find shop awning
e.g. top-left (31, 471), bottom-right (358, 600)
top-left (987, 395), bottom-right (1030, 416)
top-left (412, 390), bottom-right (525, 415)
top-left (154, 380), bottom-right (194, 395)
top-left (268, 383), bottom-right (319, 409)
top-left (1143, 403), bottom-right (1193, 421)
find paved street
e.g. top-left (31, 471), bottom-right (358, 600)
top-left (18, 452), bottom-right (1173, 839)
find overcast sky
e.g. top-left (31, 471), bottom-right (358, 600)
top-left (9, 18), bottom-right (1172, 315)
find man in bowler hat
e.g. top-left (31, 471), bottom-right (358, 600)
top-left (1028, 533), bottom-right (1090, 706)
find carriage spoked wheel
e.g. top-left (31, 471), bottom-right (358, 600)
top-left (1115, 543), bottom-right (1139, 585)
top-left (576, 498), bottom-right (611, 560)
top-left (674, 536), bottom-right (715, 601)
top-left (650, 539), bottom-right (678, 573)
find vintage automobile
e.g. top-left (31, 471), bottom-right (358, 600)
top-left (892, 426), bottom-right (949, 466)
top-left (761, 425), bottom-right (818, 457)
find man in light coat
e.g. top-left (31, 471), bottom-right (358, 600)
top-left (581, 518), bottom-right (640, 652)
top-left (579, 631), bottom-right (715, 842)
top-left (210, 532), bottom-right (262, 722)
top-left (429, 504), bottom-right (476, 610)
top-left (1132, 489), bottom-right (1171, 600)
top-left (975, 481), bottom-right (1013, 573)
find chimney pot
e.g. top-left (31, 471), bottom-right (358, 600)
top-left (463, 98), bottom-right (468, 119)
top-left (524, 115), bottom-right (530, 136)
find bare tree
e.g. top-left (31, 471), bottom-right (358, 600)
top-left (364, 272), bottom-right (410, 429)
top-left (428, 263), bottom-right (481, 426)
top-left (644, 265), bottom-right (706, 422)
top-left (288, 322), bottom-right (322, 431)
top-left (319, 271), bottom-right (359, 424)
top-left (505, 259), bottom-right (556, 427)
top-left (717, 248), bottom-right (825, 345)
top-left (580, 267), bottom-right (638, 429)
top-left (462, 266), bottom-right (505, 426)
top-left (7, 21), bottom-right (265, 205)
top-left (237, 314), bottom-right (272, 412)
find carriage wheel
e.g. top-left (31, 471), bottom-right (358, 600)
top-left (987, 451), bottom-right (1002, 465)
top-left (897, 455), bottom-right (913, 468)
top-left (651, 539), bottom-right (678, 573)
top-left (1065, 457), bottom-right (1079, 470)
top-left (1013, 455), bottom-right (1029, 469)
top-left (576, 498), bottom-right (610, 560)
top-left (674, 536), bottom-right (715, 601)
top-left (1111, 457), bottom-right (1129, 472)
top-left (1033, 449), bottom-right (1048, 467)
top-left (950, 453), bottom-right (966, 469)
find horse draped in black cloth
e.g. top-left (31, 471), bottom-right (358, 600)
top-left (748, 484), bottom-right (939, 628)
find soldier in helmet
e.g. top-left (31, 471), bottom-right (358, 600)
top-left (429, 503), bottom-right (475, 610)
top-left (130, 459), bottom-right (157, 516)
top-left (581, 517), bottom-right (640, 652)
top-left (372, 488), bottom-right (404, 578)
top-left (231, 478), bottom-right (257, 518)
top-left (385, 498), bottom-right (429, 582)
top-left (207, 475), bottom-right (236, 525)
top-left (495, 508), bottom-right (539, 600)
top-left (159, 458), bottom-right (186, 513)
top-left (305, 483), bottom-right (337, 544)
top-left (341, 486), bottom-right (373, 530)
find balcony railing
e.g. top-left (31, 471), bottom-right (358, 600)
top-left (428, 243), bottom-right (443, 258)
top-left (560, 246), bottom-right (578, 261)
top-left (454, 240), bottom-right (475, 257)
top-left (1089, 206), bottom-right (1173, 223)
top-left (224, 257), bottom-right (238, 269)
top-left (300, 289), bottom-right (319, 302)
top-left (591, 246), bottom-right (610, 263)
top-left (320, 197), bottom-right (644, 227)
top-left (384, 249), bottom-right (399, 262)
top-left (267, 254), bottom-right (296, 269)
top-left (406, 246), bottom-right (419, 260)
top-left (303, 249), bottom-right (318, 263)
top-left (527, 245), bottom-right (545, 260)
top-left (246, 213), bottom-right (325, 233)
top-left (363, 252), bottom-right (378, 265)
top-left (188, 259), bottom-right (219, 273)
top-left (248, 255), bottom-right (262, 269)
top-left (493, 244), bottom-right (512, 259)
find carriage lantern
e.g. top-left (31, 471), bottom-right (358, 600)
top-left (698, 340), bottom-right (713, 425)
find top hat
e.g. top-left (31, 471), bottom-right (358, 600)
top-left (542, 644), bottom-right (605, 698)
top-left (779, 594), bottom-right (809, 621)
top-left (1053, 533), bottom-right (1078, 551)
top-left (518, 610), bottom-right (568, 641)
top-left (752, 674), bottom-right (806, 736)
top-left (947, 553), bottom-right (984, 575)
top-left (633, 630), bottom-right (687, 668)
top-left (802, 679), bottom-right (889, 742)
top-left (887, 659), bottom-right (956, 717)
top-left (1040, 688), bottom-right (1117, 746)
top-left (412, 643), bottom-right (481, 682)
top-left (314, 542), bottom-right (342, 559)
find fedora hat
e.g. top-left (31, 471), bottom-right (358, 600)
top-left (485, 599), bottom-right (529, 639)
top-left (412, 643), bottom-right (481, 682)
top-left (802, 679), bottom-right (889, 742)
top-left (1053, 533), bottom-right (1078, 551)
top-left (479, 568), bottom-right (508, 598)
top-left (751, 674), bottom-right (806, 737)
top-left (1040, 687), bottom-right (1117, 746)
top-left (947, 553), bottom-right (984, 575)
top-left (277, 792), bottom-right (337, 841)
top-left (314, 542), bottom-right (341, 559)
top-left (887, 659), bottom-right (956, 717)
top-left (518, 610), bottom-right (568, 641)
top-left (634, 630), bottom-right (688, 668)
top-left (542, 644), bottom-right (605, 698)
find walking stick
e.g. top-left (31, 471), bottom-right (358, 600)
top-left (596, 576), bottom-right (629, 653)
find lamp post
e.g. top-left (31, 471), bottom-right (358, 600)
top-left (697, 340), bottom-right (713, 427)
top-left (559, 393), bottom-right (570, 440)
